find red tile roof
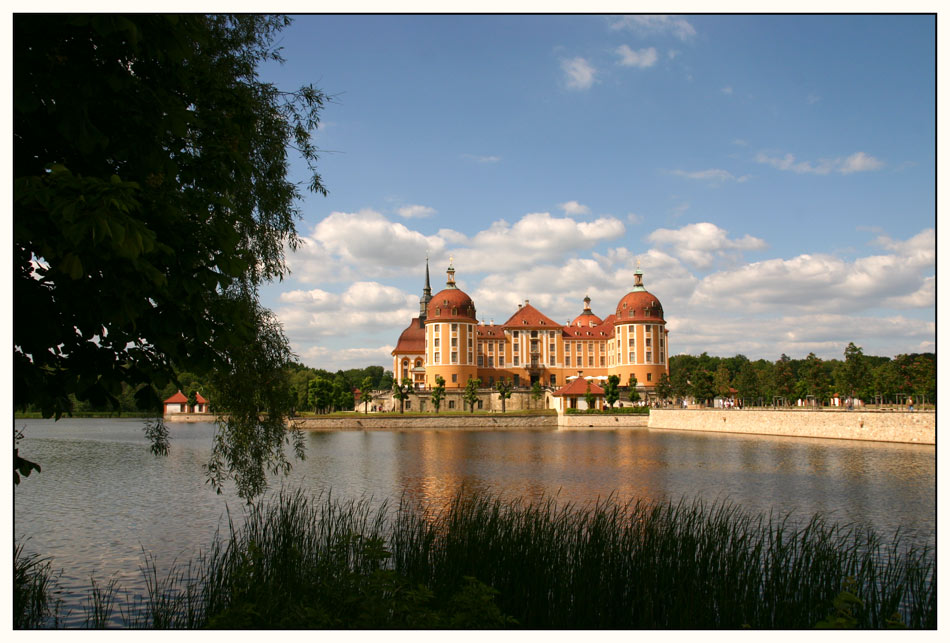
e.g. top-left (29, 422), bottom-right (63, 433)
top-left (392, 318), bottom-right (426, 354)
top-left (553, 378), bottom-right (605, 397)
top-left (615, 290), bottom-right (665, 322)
top-left (427, 288), bottom-right (478, 323)
top-left (163, 391), bottom-right (208, 404)
top-left (502, 302), bottom-right (562, 329)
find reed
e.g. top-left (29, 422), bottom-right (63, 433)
top-left (16, 488), bottom-right (936, 629)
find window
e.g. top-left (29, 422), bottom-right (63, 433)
top-left (478, 356), bottom-right (484, 366)
top-left (565, 342), bottom-right (571, 352)
top-left (488, 356), bottom-right (494, 367)
top-left (468, 352), bottom-right (473, 363)
top-left (405, 400), bottom-right (411, 409)
top-left (488, 343), bottom-right (493, 353)
top-left (647, 373), bottom-right (653, 382)
top-left (477, 399), bottom-right (483, 409)
top-left (646, 338), bottom-right (652, 347)
top-left (549, 356), bottom-right (555, 366)
top-left (451, 352), bottom-right (458, 363)
top-left (659, 351), bottom-right (665, 362)
top-left (549, 343), bottom-right (555, 353)
top-left (513, 343), bottom-right (519, 351)
top-left (434, 338), bottom-right (440, 347)
top-left (498, 357), bottom-right (504, 367)
top-left (550, 331), bottom-right (556, 338)
top-left (531, 330), bottom-right (538, 338)
top-left (646, 351), bottom-right (652, 362)
top-left (600, 342), bottom-right (605, 352)
top-left (550, 375), bottom-right (556, 386)
top-left (434, 352), bottom-right (440, 362)
top-left (628, 352), bottom-right (635, 362)
top-left (448, 400), bottom-right (455, 409)
top-left (451, 337), bottom-right (458, 347)
top-left (451, 323), bottom-right (458, 332)
top-left (513, 331), bottom-right (519, 338)
top-left (468, 337), bottom-right (473, 346)
top-left (566, 356), bottom-right (572, 366)
top-left (660, 338), bottom-right (665, 348)
top-left (600, 357), bottom-right (605, 366)
top-left (451, 374), bottom-right (458, 383)
top-left (629, 337), bottom-right (635, 347)
top-left (588, 356), bottom-right (594, 366)
top-left (514, 356), bottom-right (520, 366)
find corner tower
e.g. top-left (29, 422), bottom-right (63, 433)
top-left (424, 259), bottom-right (479, 388)
top-left (609, 263), bottom-right (669, 389)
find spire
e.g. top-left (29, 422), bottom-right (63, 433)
top-left (424, 254), bottom-right (431, 296)
top-left (419, 255), bottom-right (433, 325)
top-left (583, 294), bottom-right (592, 312)
top-left (446, 256), bottom-right (457, 289)
top-left (632, 260), bottom-right (645, 292)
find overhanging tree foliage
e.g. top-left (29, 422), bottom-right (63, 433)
top-left (14, 15), bottom-right (327, 498)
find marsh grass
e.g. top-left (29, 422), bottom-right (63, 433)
top-left (16, 489), bottom-right (935, 629)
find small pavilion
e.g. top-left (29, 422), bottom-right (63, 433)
top-left (552, 377), bottom-right (605, 412)
top-left (163, 390), bottom-right (209, 416)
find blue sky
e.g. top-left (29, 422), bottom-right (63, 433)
top-left (252, 14), bottom-right (935, 371)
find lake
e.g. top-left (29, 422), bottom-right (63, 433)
top-left (14, 417), bottom-right (935, 626)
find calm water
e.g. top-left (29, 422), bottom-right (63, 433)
top-left (14, 418), bottom-right (935, 625)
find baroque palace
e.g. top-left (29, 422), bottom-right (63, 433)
top-left (392, 259), bottom-right (669, 400)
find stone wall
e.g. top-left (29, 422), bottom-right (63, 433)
top-left (648, 409), bottom-right (934, 445)
top-left (557, 414), bottom-right (649, 430)
top-left (165, 413), bottom-right (214, 423)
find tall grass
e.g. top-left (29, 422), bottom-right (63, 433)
top-left (16, 489), bottom-right (936, 629)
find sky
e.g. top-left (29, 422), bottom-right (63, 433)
top-left (247, 14), bottom-right (935, 372)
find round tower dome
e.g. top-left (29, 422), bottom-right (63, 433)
top-left (615, 267), bottom-right (665, 322)
top-left (570, 294), bottom-right (603, 327)
top-left (426, 259), bottom-right (477, 323)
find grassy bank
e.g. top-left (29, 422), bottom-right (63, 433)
top-left (15, 489), bottom-right (935, 629)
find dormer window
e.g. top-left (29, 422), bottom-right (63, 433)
top-left (452, 307), bottom-right (457, 315)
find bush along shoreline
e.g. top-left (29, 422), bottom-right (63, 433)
top-left (15, 489), bottom-right (935, 629)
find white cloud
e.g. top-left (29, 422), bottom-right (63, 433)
top-left (616, 45), bottom-right (658, 68)
top-left (559, 200), bottom-right (591, 215)
top-left (279, 288), bottom-right (337, 310)
top-left (397, 204), bottom-right (436, 218)
top-left (756, 151), bottom-right (885, 175)
top-left (463, 154), bottom-right (501, 163)
top-left (453, 212), bottom-right (626, 272)
top-left (609, 15), bottom-right (697, 41)
top-left (687, 233), bottom-right (934, 315)
top-left (289, 209), bottom-right (447, 283)
top-left (626, 212), bottom-right (644, 225)
top-left (669, 313), bottom-right (934, 361)
top-left (839, 151), bottom-right (886, 174)
top-left (670, 168), bottom-right (750, 183)
top-left (297, 344), bottom-right (396, 370)
top-left (562, 57), bottom-right (596, 90)
top-left (648, 222), bottom-right (767, 269)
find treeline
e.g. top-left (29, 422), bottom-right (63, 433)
top-left (22, 363), bottom-right (395, 417)
top-left (662, 343), bottom-right (935, 406)
top-left (285, 363), bottom-right (393, 414)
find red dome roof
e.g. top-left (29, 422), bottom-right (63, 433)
top-left (427, 287), bottom-right (477, 323)
top-left (570, 311), bottom-right (603, 327)
top-left (615, 290), bottom-right (665, 322)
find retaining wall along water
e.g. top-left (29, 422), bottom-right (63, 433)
top-left (648, 409), bottom-right (934, 444)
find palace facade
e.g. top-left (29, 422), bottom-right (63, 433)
top-left (392, 260), bottom-right (669, 393)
